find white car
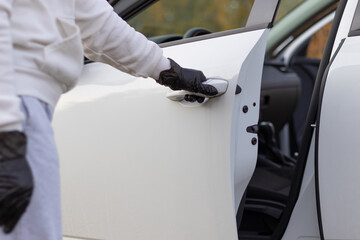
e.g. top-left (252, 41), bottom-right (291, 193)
top-left (55, 0), bottom-right (360, 239)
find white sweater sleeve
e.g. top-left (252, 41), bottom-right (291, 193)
top-left (0, 0), bottom-right (23, 131)
top-left (75, 0), bottom-right (170, 80)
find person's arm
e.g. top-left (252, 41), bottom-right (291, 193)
top-left (0, 0), bottom-right (23, 131)
top-left (75, 0), bottom-right (170, 80)
top-left (75, 0), bottom-right (217, 97)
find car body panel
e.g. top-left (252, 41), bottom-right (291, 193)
top-left (318, 35), bottom-right (360, 239)
top-left (231, 30), bottom-right (269, 210)
top-left (55, 28), bottom-right (269, 240)
top-left (317, 37), bottom-right (360, 240)
top-left (317, 0), bottom-right (360, 239)
top-left (281, 137), bottom-right (320, 240)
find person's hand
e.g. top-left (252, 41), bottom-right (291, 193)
top-left (157, 58), bottom-right (218, 102)
top-left (0, 131), bottom-right (33, 234)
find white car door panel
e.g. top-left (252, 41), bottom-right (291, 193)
top-left (317, 1), bottom-right (360, 239)
top-left (54, 1), bottom-right (279, 239)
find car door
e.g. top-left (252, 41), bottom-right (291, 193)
top-left (54, 1), bottom-right (280, 239)
top-left (316, 0), bottom-right (360, 239)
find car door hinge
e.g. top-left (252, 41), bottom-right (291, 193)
top-left (246, 124), bottom-right (259, 134)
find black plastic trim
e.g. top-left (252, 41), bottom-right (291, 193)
top-left (115, 0), bottom-right (158, 20)
top-left (349, 30), bottom-right (360, 37)
top-left (269, 1), bottom-right (348, 239)
top-left (315, 38), bottom-right (345, 240)
top-left (246, 125), bottom-right (259, 134)
top-left (349, 1), bottom-right (360, 37)
top-left (236, 85), bottom-right (242, 95)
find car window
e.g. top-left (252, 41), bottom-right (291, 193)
top-left (124, 0), bottom-right (309, 44)
top-left (270, 1), bottom-right (338, 59)
top-left (127, 0), bottom-right (255, 38)
top-left (306, 21), bottom-right (332, 59)
top-left (274, 0), bottom-right (305, 23)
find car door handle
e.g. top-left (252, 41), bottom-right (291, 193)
top-left (166, 78), bottom-right (228, 102)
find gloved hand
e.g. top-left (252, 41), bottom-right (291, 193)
top-left (0, 131), bottom-right (33, 234)
top-left (157, 58), bottom-right (218, 102)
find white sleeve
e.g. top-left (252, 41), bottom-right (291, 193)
top-left (0, 0), bottom-right (23, 131)
top-left (75, 0), bottom-right (170, 80)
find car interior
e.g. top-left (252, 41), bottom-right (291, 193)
top-left (101, 1), bottom-right (338, 239)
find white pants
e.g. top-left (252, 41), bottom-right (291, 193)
top-left (0, 96), bottom-right (62, 240)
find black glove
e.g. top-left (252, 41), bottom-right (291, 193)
top-left (158, 58), bottom-right (218, 99)
top-left (0, 131), bottom-right (33, 234)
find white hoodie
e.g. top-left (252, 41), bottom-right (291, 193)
top-left (0, 0), bottom-right (170, 131)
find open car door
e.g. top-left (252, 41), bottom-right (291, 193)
top-left (316, 0), bottom-right (360, 239)
top-left (55, 1), bottom-right (280, 239)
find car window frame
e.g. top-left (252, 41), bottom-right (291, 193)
top-left (110, 0), bottom-right (158, 20)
